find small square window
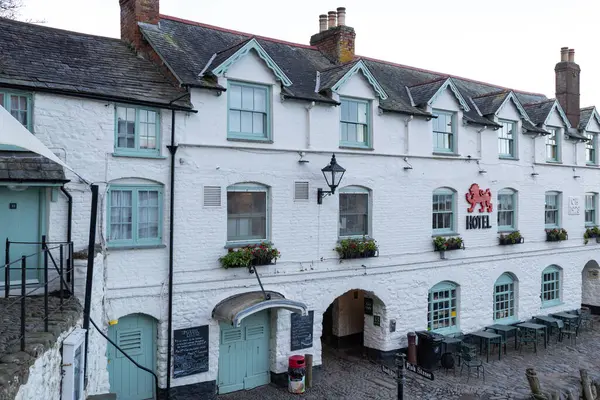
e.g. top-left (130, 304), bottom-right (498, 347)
top-left (114, 105), bottom-right (161, 157)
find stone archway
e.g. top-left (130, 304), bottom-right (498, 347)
top-left (582, 260), bottom-right (600, 314)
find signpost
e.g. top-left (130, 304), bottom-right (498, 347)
top-left (380, 354), bottom-right (434, 399)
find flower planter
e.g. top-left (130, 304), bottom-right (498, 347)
top-left (546, 229), bottom-right (568, 242)
top-left (584, 227), bottom-right (600, 244)
top-left (339, 250), bottom-right (379, 260)
top-left (219, 242), bottom-right (280, 269)
top-left (499, 236), bottom-right (524, 245)
top-left (335, 237), bottom-right (379, 260)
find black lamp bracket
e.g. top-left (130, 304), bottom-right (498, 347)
top-left (317, 188), bottom-right (334, 204)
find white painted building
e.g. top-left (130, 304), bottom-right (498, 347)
top-left (3, 1), bottom-right (600, 398)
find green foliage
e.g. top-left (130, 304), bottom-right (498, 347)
top-left (499, 231), bottom-right (523, 245)
top-left (546, 228), bottom-right (568, 242)
top-left (334, 237), bottom-right (378, 259)
top-left (219, 242), bottom-right (280, 269)
top-left (584, 226), bottom-right (600, 244)
top-left (433, 236), bottom-right (463, 251)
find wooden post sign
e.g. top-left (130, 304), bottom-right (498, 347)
top-left (465, 183), bottom-right (493, 230)
top-left (173, 325), bottom-right (209, 378)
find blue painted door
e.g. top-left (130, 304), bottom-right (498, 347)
top-left (0, 187), bottom-right (41, 284)
top-left (108, 314), bottom-right (156, 400)
top-left (218, 311), bottom-right (270, 394)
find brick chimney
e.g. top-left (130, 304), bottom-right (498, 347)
top-left (555, 47), bottom-right (581, 127)
top-left (120, 0), bottom-right (159, 51)
top-left (310, 7), bottom-right (355, 64)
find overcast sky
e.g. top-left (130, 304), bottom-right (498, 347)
top-left (19, 0), bottom-right (600, 107)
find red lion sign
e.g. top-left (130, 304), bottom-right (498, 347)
top-left (465, 183), bottom-right (493, 213)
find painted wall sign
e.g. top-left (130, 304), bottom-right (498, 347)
top-left (373, 315), bottom-right (381, 326)
top-left (466, 215), bottom-right (492, 230)
top-left (290, 310), bottom-right (314, 351)
top-left (568, 196), bottom-right (581, 215)
top-left (173, 325), bottom-right (209, 378)
top-left (465, 184), bottom-right (493, 230)
top-left (9, 203), bottom-right (16, 209)
top-left (364, 298), bottom-right (373, 315)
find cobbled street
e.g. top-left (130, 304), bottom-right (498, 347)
top-left (219, 316), bottom-right (600, 400)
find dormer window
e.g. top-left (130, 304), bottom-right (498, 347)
top-left (432, 110), bottom-right (455, 153)
top-left (586, 132), bottom-right (597, 165)
top-left (498, 120), bottom-right (516, 158)
top-left (340, 97), bottom-right (370, 148)
top-left (228, 82), bottom-right (271, 141)
top-left (545, 127), bottom-right (560, 162)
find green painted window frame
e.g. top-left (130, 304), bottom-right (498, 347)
top-left (432, 188), bottom-right (455, 234)
top-left (541, 265), bottom-right (561, 307)
top-left (544, 191), bottom-right (560, 229)
top-left (339, 97), bottom-right (371, 148)
top-left (498, 189), bottom-right (516, 232)
top-left (493, 273), bottom-right (516, 323)
top-left (0, 90), bottom-right (33, 151)
top-left (339, 186), bottom-right (370, 238)
top-left (545, 127), bottom-right (560, 162)
top-left (227, 81), bottom-right (271, 141)
top-left (114, 105), bottom-right (161, 157)
top-left (498, 120), bottom-right (516, 158)
top-left (585, 193), bottom-right (597, 226)
top-left (428, 281), bottom-right (459, 334)
top-left (106, 185), bottom-right (164, 248)
top-left (432, 109), bottom-right (456, 153)
top-left (226, 183), bottom-right (270, 246)
top-left (586, 132), bottom-right (596, 165)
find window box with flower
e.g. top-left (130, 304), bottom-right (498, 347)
top-left (499, 231), bottom-right (524, 245)
top-left (584, 226), bottom-right (600, 244)
top-left (546, 228), bottom-right (568, 242)
top-left (219, 242), bottom-right (280, 269)
top-left (335, 237), bottom-right (379, 260)
top-left (433, 236), bottom-right (464, 259)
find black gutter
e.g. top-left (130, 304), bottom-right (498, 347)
top-left (60, 186), bottom-right (73, 284)
top-left (378, 106), bottom-right (435, 118)
top-left (0, 179), bottom-right (70, 184)
top-left (282, 94), bottom-right (340, 106)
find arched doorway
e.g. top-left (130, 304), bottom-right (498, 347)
top-left (582, 260), bottom-right (600, 313)
top-left (107, 313), bottom-right (157, 400)
top-left (321, 289), bottom-right (386, 357)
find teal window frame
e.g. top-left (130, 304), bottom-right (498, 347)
top-left (432, 110), bottom-right (456, 153)
top-left (227, 81), bottom-right (271, 141)
top-left (226, 183), bottom-right (269, 246)
top-left (106, 185), bottom-right (164, 248)
top-left (545, 127), bottom-right (560, 162)
top-left (0, 90), bottom-right (33, 151)
top-left (432, 188), bottom-right (455, 234)
top-left (585, 193), bottom-right (597, 226)
top-left (339, 186), bottom-right (370, 238)
top-left (541, 265), bottom-right (561, 307)
top-left (497, 189), bottom-right (516, 232)
top-left (114, 105), bottom-right (161, 157)
top-left (428, 281), bottom-right (459, 334)
top-left (493, 273), bottom-right (516, 323)
top-left (339, 97), bottom-right (371, 148)
top-left (586, 132), bottom-right (596, 165)
top-left (498, 119), bottom-right (516, 158)
top-left (544, 191), bottom-right (560, 229)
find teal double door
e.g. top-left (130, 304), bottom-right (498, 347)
top-left (0, 186), bottom-right (43, 285)
top-left (108, 314), bottom-right (157, 400)
top-left (218, 310), bottom-right (270, 394)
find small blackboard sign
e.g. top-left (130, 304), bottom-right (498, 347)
top-left (364, 298), bottom-right (373, 315)
top-left (373, 315), bottom-right (381, 326)
top-left (173, 325), bottom-right (209, 378)
top-left (290, 311), bottom-right (314, 351)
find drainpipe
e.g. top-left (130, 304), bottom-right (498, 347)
top-left (60, 187), bottom-right (73, 283)
top-left (306, 102), bottom-right (315, 149)
top-left (403, 115), bottom-right (413, 154)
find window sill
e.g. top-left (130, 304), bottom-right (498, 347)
top-left (493, 317), bottom-right (518, 325)
top-left (112, 152), bottom-right (166, 160)
top-left (498, 228), bottom-right (517, 233)
top-left (586, 163), bottom-right (597, 167)
top-left (107, 244), bottom-right (166, 251)
top-left (227, 137), bottom-right (273, 144)
top-left (338, 145), bottom-right (374, 151)
top-left (546, 160), bottom-right (563, 164)
top-left (338, 235), bottom-right (373, 242)
top-left (224, 240), bottom-right (272, 249)
top-left (540, 301), bottom-right (564, 309)
top-left (432, 232), bottom-right (459, 238)
top-left (499, 155), bottom-right (518, 160)
top-left (432, 152), bottom-right (459, 157)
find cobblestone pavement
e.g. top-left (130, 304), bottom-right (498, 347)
top-left (219, 316), bottom-right (600, 400)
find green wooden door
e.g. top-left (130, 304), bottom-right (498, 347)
top-left (0, 187), bottom-right (41, 284)
top-left (108, 314), bottom-right (156, 400)
top-left (218, 311), bottom-right (270, 394)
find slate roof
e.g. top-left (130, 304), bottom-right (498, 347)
top-left (319, 62), bottom-right (356, 92)
top-left (0, 152), bottom-right (68, 183)
top-left (407, 78), bottom-right (446, 107)
top-left (0, 17), bottom-right (192, 109)
top-left (579, 107), bottom-right (596, 130)
top-left (523, 100), bottom-right (555, 125)
top-left (472, 91), bottom-right (510, 116)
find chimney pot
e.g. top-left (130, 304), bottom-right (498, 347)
top-left (337, 7), bottom-right (346, 26)
top-left (561, 47), bottom-right (569, 62)
top-left (568, 49), bottom-right (575, 63)
top-left (319, 14), bottom-right (328, 32)
top-left (328, 11), bottom-right (337, 29)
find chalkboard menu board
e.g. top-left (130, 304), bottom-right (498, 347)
top-left (290, 311), bottom-right (314, 351)
top-left (364, 298), bottom-right (373, 315)
top-left (173, 325), bottom-right (209, 378)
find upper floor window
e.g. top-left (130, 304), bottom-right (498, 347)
top-left (498, 120), bottom-right (516, 158)
top-left (428, 281), bottom-right (459, 334)
top-left (545, 191), bottom-right (561, 228)
top-left (498, 189), bottom-right (516, 231)
top-left (227, 183), bottom-right (268, 244)
top-left (545, 127), bottom-right (559, 161)
top-left (107, 185), bottom-right (163, 247)
top-left (493, 273), bottom-right (516, 323)
top-left (432, 188), bottom-right (455, 234)
top-left (586, 132), bottom-right (597, 164)
top-left (541, 265), bottom-right (561, 307)
top-left (432, 110), bottom-right (455, 153)
top-left (340, 98), bottom-right (370, 148)
top-left (585, 193), bottom-right (597, 226)
top-left (115, 106), bottom-right (160, 157)
top-left (228, 82), bottom-right (270, 141)
top-left (339, 186), bottom-right (370, 237)
top-left (0, 91), bottom-right (32, 131)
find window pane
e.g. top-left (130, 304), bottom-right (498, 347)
top-left (253, 88), bottom-right (266, 112)
top-left (227, 191), bottom-right (267, 241)
top-left (229, 110), bottom-right (241, 133)
top-left (110, 190), bottom-right (133, 240)
top-left (339, 193), bottom-right (368, 236)
top-left (241, 86), bottom-right (254, 110)
top-left (241, 111), bottom-right (253, 133)
top-left (357, 102), bottom-right (367, 124)
top-left (138, 190), bottom-right (160, 239)
top-left (116, 106), bottom-right (136, 149)
top-left (230, 85), bottom-right (242, 109)
top-left (252, 112), bottom-right (264, 134)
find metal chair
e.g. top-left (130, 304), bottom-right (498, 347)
top-left (578, 308), bottom-right (594, 331)
top-left (561, 315), bottom-right (582, 345)
top-left (458, 344), bottom-right (484, 382)
top-left (517, 328), bottom-right (538, 354)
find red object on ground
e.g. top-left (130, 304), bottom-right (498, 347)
top-left (289, 355), bottom-right (305, 369)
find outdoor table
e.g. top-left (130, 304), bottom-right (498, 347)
top-left (552, 312), bottom-right (579, 331)
top-left (469, 330), bottom-right (502, 362)
top-left (516, 322), bottom-right (547, 349)
top-left (533, 315), bottom-right (564, 341)
top-left (485, 324), bottom-right (518, 353)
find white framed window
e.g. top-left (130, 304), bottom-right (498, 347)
top-left (339, 186), bottom-right (370, 237)
top-left (586, 132), bottom-right (597, 164)
top-left (545, 191), bottom-right (561, 228)
top-left (428, 281), bottom-right (459, 334)
top-left (227, 183), bottom-right (269, 244)
top-left (497, 189), bottom-right (516, 231)
top-left (545, 127), bottom-right (560, 161)
top-left (493, 273), bottom-right (516, 323)
top-left (585, 193), bottom-right (597, 226)
top-left (340, 98), bottom-right (370, 148)
top-left (541, 265), bottom-right (562, 307)
top-left (432, 188), bottom-right (455, 234)
top-left (498, 120), bottom-right (516, 158)
top-left (432, 110), bottom-right (455, 153)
